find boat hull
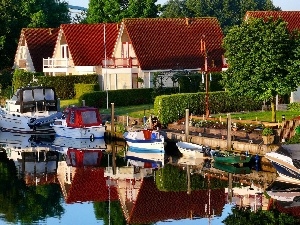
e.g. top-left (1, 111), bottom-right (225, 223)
top-left (213, 155), bottom-right (251, 164)
top-left (124, 130), bottom-right (165, 153)
top-left (176, 141), bottom-right (205, 158)
top-left (52, 125), bottom-right (106, 139)
top-left (0, 112), bottom-right (56, 134)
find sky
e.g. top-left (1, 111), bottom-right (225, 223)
top-left (68, 0), bottom-right (300, 11)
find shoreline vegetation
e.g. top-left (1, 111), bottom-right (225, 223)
top-left (60, 99), bottom-right (300, 123)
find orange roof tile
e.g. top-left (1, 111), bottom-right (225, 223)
top-left (245, 11), bottom-right (300, 32)
top-left (123, 18), bottom-right (224, 71)
top-left (60, 23), bottom-right (119, 66)
top-left (22, 28), bottom-right (59, 72)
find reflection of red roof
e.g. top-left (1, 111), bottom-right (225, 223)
top-left (66, 167), bottom-right (118, 204)
top-left (123, 18), bottom-right (224, 71)
top-left (245, 11), bottom-right (300, 33)
top-left (128, 177), bottom-right (225, 224)
top-left (19, 28), bottom-right (59, 72)
top-left (60, 23), bottom-right (119, 66)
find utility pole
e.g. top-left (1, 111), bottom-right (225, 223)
top-left (201, 38), bottom-right (210, 119)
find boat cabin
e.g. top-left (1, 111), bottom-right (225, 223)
top-left (63, 106), bottom-right (102, 128)
top-left (66, 148), bottom-right (103, 167)
top-left (6, 86), bottom-right (58, 113)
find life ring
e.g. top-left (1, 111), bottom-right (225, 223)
top-left (90, 134), bottom-right (95, 142)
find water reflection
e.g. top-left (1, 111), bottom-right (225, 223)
top-left (0, 131), bottom-right (299, 224)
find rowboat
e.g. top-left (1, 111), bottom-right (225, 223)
top-left (176, 141), bottom-right (206, 158)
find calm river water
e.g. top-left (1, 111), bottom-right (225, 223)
top-left (0, 132), bottom-right (297, 225)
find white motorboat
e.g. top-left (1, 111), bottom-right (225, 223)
top-left (51, 106), bottom-right (106, 139)
top-left (265, 145), bottom-right (300, 182)
top-left (176, 141), bottom-right (206, 158)
top-left (123, 129), bottom-right (165, 153)
top-left (0, 86), bottom-right (62, 134)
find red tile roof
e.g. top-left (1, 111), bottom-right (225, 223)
top-left (60, 23), bottom-right (119, 66)
top-left (122, 18), bottom-right (224, 71)
top-left (127, 177), bottom-right (225, 224)
top-left (245, 11), bottom-right (300, 32)
top-left (66, 167), bottom-right (118, 204)
top-left (21, 28), bottom-right (59, 72)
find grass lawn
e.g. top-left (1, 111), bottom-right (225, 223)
top-left (214, 110), bottom-right (300, 122)
top-left (60, 99), bottom-right (299, 122)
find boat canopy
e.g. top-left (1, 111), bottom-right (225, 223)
top-left (65, 106), bottom-right (102, 127)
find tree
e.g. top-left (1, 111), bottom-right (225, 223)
top-left (0, 0), bottom-right (70, 71)
top-left (222, 17), bottom-right (300, 122)
top-left (86, 0), bottom-right (159, 23)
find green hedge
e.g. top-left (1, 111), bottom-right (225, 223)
top-left (74, 83), bottom-right (100, 99)
top-left (79, 88), bottom-right (154, 108)
top-left (12, 69), bottom-right (98, 99)
top-left (154, 91), bottom-right (262, 125)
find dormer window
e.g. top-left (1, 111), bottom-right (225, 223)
top-left (61, 44), bottom-right (69, 59)
top-left (19, 46), bottom-right (27, 59)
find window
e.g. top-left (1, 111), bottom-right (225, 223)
top-left (19, 46), bottom-right (27, 59)
top-left (61, 45), bottom-right (69, 59)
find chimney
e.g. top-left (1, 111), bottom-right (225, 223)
top-left (49, 28), bottom-right (53, 35)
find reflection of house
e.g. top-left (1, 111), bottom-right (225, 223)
top-left (14, 28), bottom-right (59, 72)
top-left (226, 185), bottom-right (268, 211)
top-left (122, 177), bottom-right (225, 224)
top-left (43, 23), bottom-right (119, 76)
top-left (7, 149), bottom-right (58, 185)
top-left (57, 163), bottom-right (118, 204)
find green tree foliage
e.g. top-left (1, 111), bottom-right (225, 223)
top-left (86, 0), bottom-right (159, 23)
top-left (0, 0), bottom-right (70, 70)
top-left (223, 206), bottom-right (299, 225)
top-left (222, 18), bottom-right (300, 122)
top-left (160, 0), bottom-right (279, 33)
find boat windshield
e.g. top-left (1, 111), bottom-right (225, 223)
top-left (81, 111), bottom-right (98, 124)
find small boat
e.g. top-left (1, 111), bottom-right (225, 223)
top-left (0, 86), bottom-right (62, 134)
top-left (265, 145), bottom-right (300, 182)
top-left (213, 162), bottom-right (251, 174)
top-left (213, 151), bottom-right (251, 164)
top-left (123, 129), bottom-right (165, 153)
top-left (176, 141), bottom-right (207, 158)
top-left (51, 106), bottom-right (106, 139)
top-left (266, 177), bottom-right (300, 208)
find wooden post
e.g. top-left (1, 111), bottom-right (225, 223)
top-left (111, 103), bottom-right (114, 134)
top-left (187, 165), bottom-right (191, 195)
top-left (227, 113), bottom-right (232, 151)
top-left (82, 100), bottom-right (85, 106)
top-left (185, 109), bottom-right (189, 141)
top-left (228, 173), bottom-right (233, 203)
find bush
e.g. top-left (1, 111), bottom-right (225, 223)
top-left (262, 127), bottom-right (274, 136)
top-left (287, 102), bottom-right (300, 111)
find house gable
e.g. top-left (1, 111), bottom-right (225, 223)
top-left (14, 28), bottom-right (59, 72)
top-left (56, 23), bottom-right (120, 66)
top-left (122, 17), bottom-right (224, 72)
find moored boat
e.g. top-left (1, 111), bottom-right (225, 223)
top-left (213, 151), bottom-right (251, 164)
top-left (265, 145), bottom-right (300, 182)
top-left (123, 129), bottom-right (165, 153)
top-left (0, 86), bottom-right (62, 134)
top-left (51, 106), bottom-right (106, 139)
top-left (176, 141), bottom-right (207, 158)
